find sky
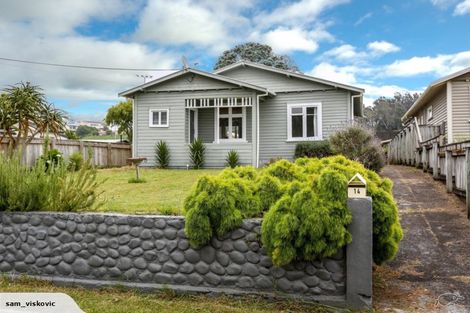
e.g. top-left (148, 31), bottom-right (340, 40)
top-left (0, 0), bottom-right (470, 121)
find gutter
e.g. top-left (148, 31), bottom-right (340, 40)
top-left (256, 91), bottom-right (270, 168)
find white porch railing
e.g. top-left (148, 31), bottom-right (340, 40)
top-left (185, 97), bottom-right (253, 108)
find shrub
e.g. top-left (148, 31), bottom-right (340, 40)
top-left (155, 140), bottom-right (170, 169)
top-left (294, 141), bottom-right (333, 159)
top-left (189, 138), bottom-right (205, 169)
top-left (184, 156), bottom-right (403, 266)
top-left (329, 125), bottom-right (385, 172)
top-left (0, 152), bottom-right (102, 212)
top-left (67, 152), bottom-right (84, 172)
top-left (39, 148), bottom-right (63, 170)
top-left (225, 150), bottom-right (240, 168)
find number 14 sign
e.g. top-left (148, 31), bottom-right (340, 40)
top-left (347, 173), bottom-right (367, 198)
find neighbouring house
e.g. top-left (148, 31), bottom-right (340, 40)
top-left (119, 61), bottom-right (364, 168)
top-left (402, 67), bottom-right (470, 144)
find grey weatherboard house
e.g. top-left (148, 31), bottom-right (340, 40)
top-left (119, 61), bottom-right (365, 168)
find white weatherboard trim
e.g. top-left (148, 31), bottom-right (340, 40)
top-left (149, 109), bottom-right (169, 128)
top-left (132, 98), bottom-right (136, 157)
top-left (286, 103), bottom-right (322, 141)
top-left (447, 81), bottom-right (453, 143)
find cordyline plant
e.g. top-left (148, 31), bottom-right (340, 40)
top-left (0, 82), bottom-right (67, 150)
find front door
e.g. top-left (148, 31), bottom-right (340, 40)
top-left (189, 109), bottom-right (198, 142)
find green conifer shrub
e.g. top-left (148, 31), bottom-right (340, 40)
top-left (184, 155), bottom-right (402, 266)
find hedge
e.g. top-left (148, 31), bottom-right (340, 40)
top-left (184, 156), bottom-right (403, 266)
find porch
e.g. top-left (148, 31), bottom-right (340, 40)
top-left (185, 96), bottom-right (256, 167)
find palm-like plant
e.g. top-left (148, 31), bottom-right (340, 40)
top-left (0, 82), bottom-right (67, 149)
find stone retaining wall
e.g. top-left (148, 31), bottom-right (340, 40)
top-left (0, 198), bottom-right (372, 309)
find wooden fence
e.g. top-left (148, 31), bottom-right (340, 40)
top-left (388, 122), bottom-right (470, 219)
top-left (0, 138), bottom-right (132, 168)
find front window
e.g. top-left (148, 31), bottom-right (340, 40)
top-left (287, 103), bottom-right (322, 141)
top-left (217, 107), bottom-right (245, 141)
top-left (427, 106), bottom-right (433, 121)
top-left (149, 109), bottom-right (169, 127)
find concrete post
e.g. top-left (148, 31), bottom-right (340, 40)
top-left (346, 197), bottom-right (373, 309)
top-left (433, 142), bottom-right (439, 179)
top-left (446, 150), bottom-right (453, 192)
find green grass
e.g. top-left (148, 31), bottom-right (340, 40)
top-left (96, 167), bottom-right (221, 215)
top-left (0, 276), bottom-right (337, 313)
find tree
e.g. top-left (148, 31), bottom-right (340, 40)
top-left (0, 82), bottom-right (67, 149)
top-left (64, 129), bottom-right (79, 140)
top-left (105, 100), bottom-right (132, 142)
top-left (364, 92), bottom-right (420, 140)
top-left (76, 125), bottom-right (99, 138)
top-left (213, 42), bottom-right (298, 71)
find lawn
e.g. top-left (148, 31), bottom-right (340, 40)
top-left (96, 167), bottom-right (221, 215)
top-left (0, 277), bottom-right (336, 313)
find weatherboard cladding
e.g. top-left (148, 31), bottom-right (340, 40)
top-left (416, 87), bottom-right (447, 129)
top-left (135, 88), bottom-right (255, 168)
top-left (218, 66), bottom-right (328, 92)
top-left (452, 80), bottom-right (470, 141)
top-left (148, 72), bottom-right (239, 92)
top-left (258, 90), bottom-right (349, 165)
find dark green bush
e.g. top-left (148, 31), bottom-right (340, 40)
top-left (184, 156), bottom-right (402, 266)
top-left (329, 125), bottom-right (385, 172)
top-left (39, 148), bottom-right (63, 170)
top-left (155, 140), bottom-right (170, 169)
top-left (294, 141), bottom-right (333, 159)
top-left (67, 152), bottom-right (84, 172)
top-left (225, 150), bottom-right (240, 168)
top-left (189, 138), bottom-right (205, 169)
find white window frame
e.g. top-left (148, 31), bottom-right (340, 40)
top-left (149, 109), bottom-right (169, 127)
top-left (287, 103), bottom-right (322, 141)
top-left (427, 105), bottom-right (433, 121)
top-left (214, 107), bottom-right (247, 143)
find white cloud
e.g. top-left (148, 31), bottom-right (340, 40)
top-left (430, 0), bottom-right (459, 8)
top-left (252, 27), bottom-right (333, 54)
top-left (354, 12), bottom-right (373, 26)
top-left (134, 0), bottom-right (248, 52)
top-left (454, 0), bottom-right (470, 14)
top-left (383, 51), bottom-right (470, 77)
top-left (309, 62), bottom-right (359, 85)
top-left (323, 44), bottom-right (367, 62)
top-left (256, 0), bottom-right (349, 27)
top-left (367, 41), bottom-right (400, 55)
top-left (0, 0), bottom-right (135, 35)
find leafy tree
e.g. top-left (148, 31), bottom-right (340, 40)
top-left (364, 92), bottom-right (420, 140)
top-left (0, 82), bottom-right (67, 149)
top-left (105, 100), bottom-right (132, 142)
top-left (76, 125), bottom-right (99, 138)
top-left (214, 42), bottom-right (298, 71)
top-left (64, 129), bottom-right (79, 140)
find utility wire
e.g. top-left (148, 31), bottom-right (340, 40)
top-left (0, 57), bottom-right (180, 71)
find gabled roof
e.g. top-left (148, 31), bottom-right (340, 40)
top-left (214, 60), bottom-right (365, 93)
top-left (119, 67), bottom-right (275, 97)
top-left (402, 66), bottom-right (470, 121)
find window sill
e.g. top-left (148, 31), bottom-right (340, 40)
top-left (212, 140), bottom-right (248, 144)
top-left (149, 125), bottom-right (169, 128)
top-left (286, 137), bottom-right (323, 142)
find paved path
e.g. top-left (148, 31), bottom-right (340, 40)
top-left (375, 165), bottom-right (470, 312)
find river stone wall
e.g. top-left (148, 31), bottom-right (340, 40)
top-left (0, 204), bottom-right (372, 308)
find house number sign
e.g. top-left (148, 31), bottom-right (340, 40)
top-left (347, 173), bottom-right (367, 198)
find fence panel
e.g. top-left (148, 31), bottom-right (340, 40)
top-left (0, 138), bottom-right (131, 168)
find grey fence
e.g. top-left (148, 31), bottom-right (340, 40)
top-left (0, 138), bottom-right (131, 168)
top-left (388, 122), bottom-right (470, 219)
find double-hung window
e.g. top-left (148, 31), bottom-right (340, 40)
top-left (149, 109), bottom-right (169, 127)
top-left (287, 103), bottom-right (322, 141)
top-left (216, 107), bottom-right (246, 142)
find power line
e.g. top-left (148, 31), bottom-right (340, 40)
top-left (0, 57), bottom-right (180, 72)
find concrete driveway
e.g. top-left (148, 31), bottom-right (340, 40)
top-left (374, 165), bottom-right (470, 313)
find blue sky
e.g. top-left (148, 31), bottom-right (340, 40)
top-left (0, 0), bottom-right (469, 121)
